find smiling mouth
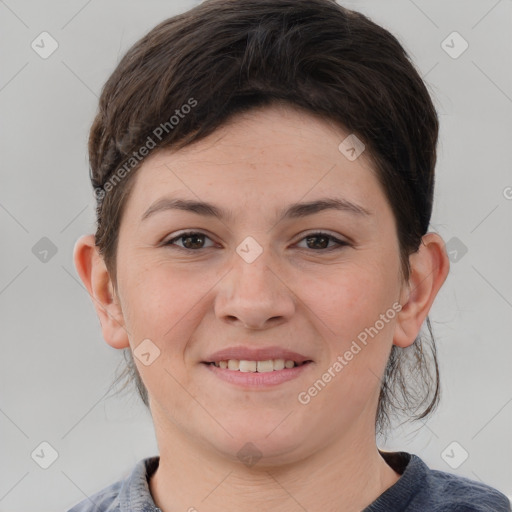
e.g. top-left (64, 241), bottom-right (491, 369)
top-left (203, 359), bottom-right (313, 372)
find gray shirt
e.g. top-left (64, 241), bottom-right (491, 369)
top-left (67, 450), bottom-right (511, 511)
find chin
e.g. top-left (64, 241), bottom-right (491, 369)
top-left (203, 423), bottom-right (310, 467)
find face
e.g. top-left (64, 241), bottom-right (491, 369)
top-left (113, 104), bottom-right (406, 464)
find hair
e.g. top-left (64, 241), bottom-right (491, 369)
top-left (89, 0), bottom-right (441, 438)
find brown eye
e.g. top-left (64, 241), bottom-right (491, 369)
top-left (296, 232), bottom-right (348, 251)
top-left (165, 231), bottom-right (215, 250)
top-left (163, 231), bottom-right (348, 253)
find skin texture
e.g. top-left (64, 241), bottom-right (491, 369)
top-left (74, 104), bottom-right (450, 512)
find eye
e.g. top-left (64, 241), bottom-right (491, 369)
top-left (164, 230), bottom-right (349, 252)
top-left (164, 231), bottom-right (216, 251)
top-left (295, 231), bottom-right (349, 251)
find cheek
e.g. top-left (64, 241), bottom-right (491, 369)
top-left (118, 260), bottom-right (228, 366)
top-left (117, 262), bottom-right (198, 347)
top-left (322, 266), bottom-right (399, 397)
top-left (299, 259), bottom-right (399, 402)
top-left (118, 264), bottom-right (209, 408)
top-left (299, 260), bottom-right (398, 344)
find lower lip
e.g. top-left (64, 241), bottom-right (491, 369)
top-left (202, 362), bottom-right (313, 388)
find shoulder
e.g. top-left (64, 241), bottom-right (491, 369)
top-left (66, 480), bottom-right (122, 512)
top-left (66, 456), bottom-right (160, 512)
top-left (426, 464), bottom-right (511, 512)
top-left (371, 451), bottom-right (511, 512)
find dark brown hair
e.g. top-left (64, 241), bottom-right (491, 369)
top-left (89, 0), bottom-right (441, 438)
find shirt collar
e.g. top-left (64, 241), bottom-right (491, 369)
top-left (118, 456), bottom-right (160, 512)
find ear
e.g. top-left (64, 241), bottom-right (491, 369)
top-left (73, 234), bottom-right (130, 349)
top-left (393, 232), bottom-right (450, 348)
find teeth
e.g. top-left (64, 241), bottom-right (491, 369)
top-left (256, 360), bottom-right (273, 373)
top-left (239, 360), bottom-right (257, 372)
top-left (227, 359), bottom-right (239, 370)
top-left (273, 359), bottom-right (285, 370)
top-left (212, 359), bottom-right (301, 372)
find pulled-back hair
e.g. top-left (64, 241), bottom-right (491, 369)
top-left (89, 0), bottom-right (441, 437)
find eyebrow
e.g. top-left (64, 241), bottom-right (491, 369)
top-left (140, 196), bottom-right (372, 223)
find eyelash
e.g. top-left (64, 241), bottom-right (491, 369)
top-left (163, 231), bottom-right (349, 252)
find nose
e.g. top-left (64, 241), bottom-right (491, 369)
top-left (214, 247), bottom-right (296, 330)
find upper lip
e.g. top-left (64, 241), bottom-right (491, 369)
top-left (203, 346), bottom-right (312, 364)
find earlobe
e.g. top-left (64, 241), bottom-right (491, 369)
top-left (73, 234), bottom-right (130, 350)
top-left (393, 232), bottom-right (450, 348)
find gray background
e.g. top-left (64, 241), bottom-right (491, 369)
top-left (1, 0), bottom-right (511, 510)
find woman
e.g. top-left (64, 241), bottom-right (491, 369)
top-left (71, 0), bottom-right (511, 510)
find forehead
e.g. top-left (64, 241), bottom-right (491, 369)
top-left (123, 105), bottom-right (385, 218)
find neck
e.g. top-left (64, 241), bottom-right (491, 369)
top-left (149, 419), bottom-right (401, 512)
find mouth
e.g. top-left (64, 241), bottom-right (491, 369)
top-left (202, 359), bottom-right (312, 372)
top-left (201, 346), bottom-right (314, 387)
